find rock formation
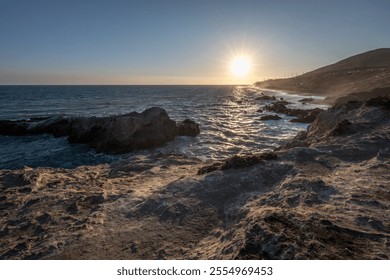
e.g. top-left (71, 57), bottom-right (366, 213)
top-left (264, 101), bottom-right (323, 123)
top-left (0, 107), bottom-right (200, 153)
top-left (260, 115), bottom-right (282, 121)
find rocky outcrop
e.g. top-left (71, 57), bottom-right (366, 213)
top-left (264, 101), bottom-right (324, 123)
top-left (68, 107), bottom-right (180, 153)
top-left (0, 107), bottom-right (200, 153)
top-left (197, 152), bottom-right (277, 174)
top-left (255, 95), bottom-right (276, 101)
top-left (0, 115), bottom-right (71, 137)
top-left (260, 115), bottom-right (282, 121)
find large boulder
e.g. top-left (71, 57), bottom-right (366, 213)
top-left (68, 107), bottom-right (179, 153)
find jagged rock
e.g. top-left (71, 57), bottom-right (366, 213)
top-left (260, 115), bottom-right (282, 121)
top-left (290, 108), bottom-right (323, 123)
top-left (255, 95), bottom-right (276, 101)
top-left (329, 120), bottom-right (355, 136)
top-left (265, 101), bottom-right (323, 123)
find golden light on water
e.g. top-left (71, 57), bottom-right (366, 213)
top-left (230, 56), bottom-right (252, 78)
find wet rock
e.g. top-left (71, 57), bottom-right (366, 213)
top-left (177, 119), bottom-right (200, 136)
top-left (68, 107), bottom-right (178, 153)
top-left (260, 115), bottom-right (282, 121)
top-left (0, 107), bottom-right (200, 154)
top-left (0, 115), bottom-right (71, 137)
top-left (265, 101), bottom-right (323, 123)
top-left (298, 98), bottom-right (314, 103)
top-left (255, 95), bottom-right (276, 101)
top-left (290, 108), bottom-right (323, 123)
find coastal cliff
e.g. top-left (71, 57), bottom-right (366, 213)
top-left (1, 88), bottom-right (389, 259)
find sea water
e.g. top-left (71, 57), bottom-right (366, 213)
top-left (0, 85), bottom-right (327, 169)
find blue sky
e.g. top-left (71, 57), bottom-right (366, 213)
top-left (0, 0), bottom-right (389, 84)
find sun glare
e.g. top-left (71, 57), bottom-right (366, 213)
top-left (230, 56), bottom-right (251, 78)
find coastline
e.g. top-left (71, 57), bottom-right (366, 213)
top-left (1, 88), bottom-right (389, 259)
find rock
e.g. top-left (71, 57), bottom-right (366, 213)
top-left (66, 202), bottom-right (78, 214)
top-left (329, 119), bottom-right (355, 136)
top-left (255, 95), bottom-right (276, 101)
top-left (177, 119), bottom-right (200, 136)
top-left (290, 108), bottom-right (323, 123)
top-left (260, 115), bottom-right (282, 121)
top-left (88, 194), bottom-right (105, 205)
top-left (68, 107), bottom-right (178, 153)
top-left (198, 152), bottom-right (277, 174)
top-left (27, 115), bottom-right (71, 137)
top-left (0, 115), bottom-right (71, 137)
top-left (298, 98), bottom-right (314, 103)
top-left (265, 101), bottom-right (323, 123)
top-left (256, 109), bottom-right (263, 113)
top-left (0, 107), bottom-right (200, 154)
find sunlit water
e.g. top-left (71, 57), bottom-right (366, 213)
top-left (0, 85), bottom-right (327, 169)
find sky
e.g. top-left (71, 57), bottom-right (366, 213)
top-left (0, 0), bottom-right (389, 85)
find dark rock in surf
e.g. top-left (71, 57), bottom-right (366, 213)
top-left (68, 107), bottom-right (179, 153)
top-left (298, 98), bottom-right (314, 103)
top-left (177, 119), bottom-right (200, 136)
top-left (264, 101), bottom-right (323, 123)
top-left (0, 107), bottom-right (200, 154)
top-left (260, 115), bottom-right (282, 121)
top-left (0, 115), bottom-right (71, 137)
top-left (255, 95), bottom-right (276, 101)
top-left (290, 108), bottom-right (323, 123)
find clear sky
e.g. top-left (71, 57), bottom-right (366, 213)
top-left (0, 0), bottom-right (389, 85)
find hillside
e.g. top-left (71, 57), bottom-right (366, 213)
top-left (255, 48), bottom-right (390, 97)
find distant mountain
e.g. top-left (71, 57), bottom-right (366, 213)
top-left (255, 48), bottom-right (390, 96)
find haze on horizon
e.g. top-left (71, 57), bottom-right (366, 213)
top-left (0, 0), bottom-right (389, 85)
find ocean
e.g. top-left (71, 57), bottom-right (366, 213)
top-left (0, 85), bottom-right (327, 169)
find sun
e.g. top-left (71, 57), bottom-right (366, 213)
top-left (230, 56), bottom-right (251, 78)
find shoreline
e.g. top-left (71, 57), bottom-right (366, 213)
top-left (1, 88), bottom-right (389, 259)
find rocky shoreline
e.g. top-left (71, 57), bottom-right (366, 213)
top-left (0, 88), bottom-right (389, 259)
top-left (0, 107), bottom-right (199, 154)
